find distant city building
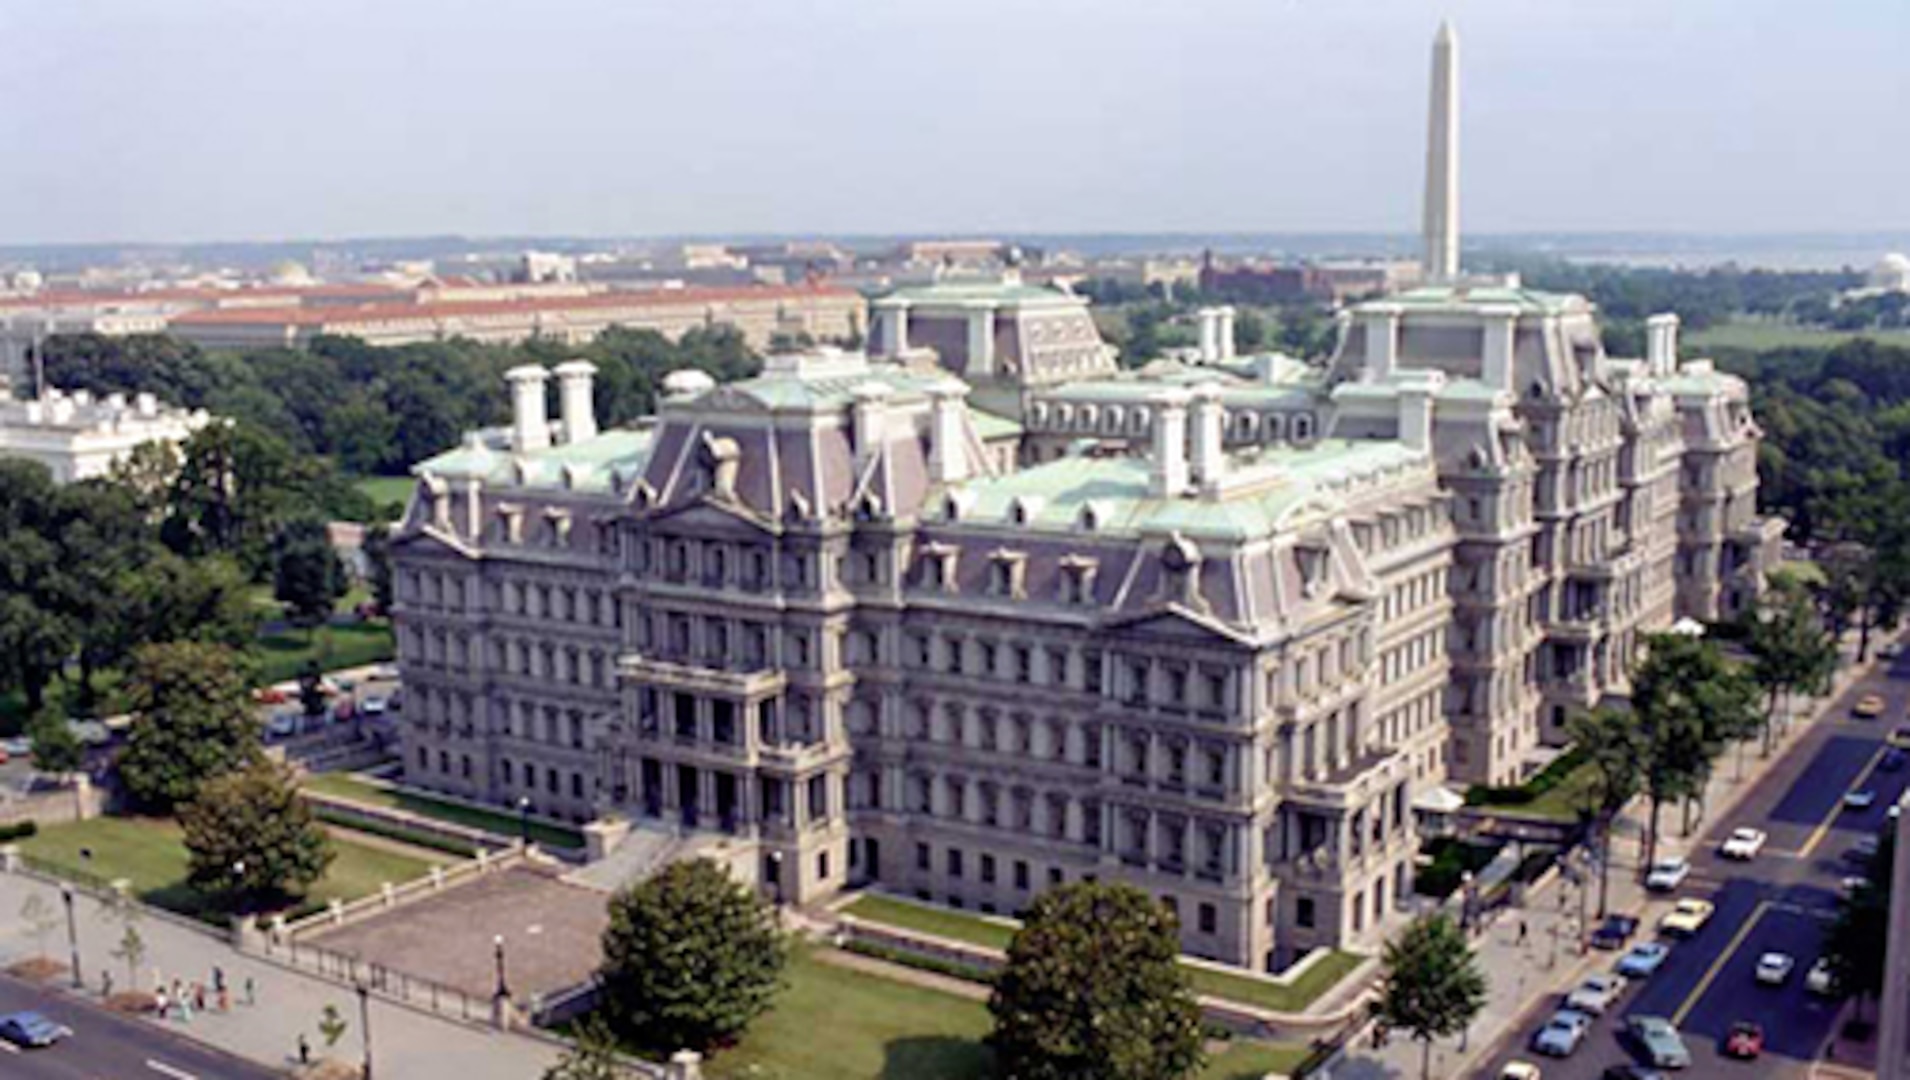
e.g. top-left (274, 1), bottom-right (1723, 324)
top-left (1198, 254), bottom-right (1420, 305)
top-left (1863, 252), bottom-right (1910, 295)
top-left (0, 387), bottom-right (207, 483)
top-left (386, 22), bottom-right (1779, 971)
top-left (517, 251), bottom-right (580, 285)
top-left (165, 284), bottom-right (865, 352)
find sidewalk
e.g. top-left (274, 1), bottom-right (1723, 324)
top-left (0, 870), bottom-right (563, 1079)
top-left (1326, 636), bottom-right (1879, 1080)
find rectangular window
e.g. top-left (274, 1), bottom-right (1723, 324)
top-left (947, 849), bottom-right (964, 879)
top-left (916, 843), bottom-right (930, 871)
top-left (817, 851), bottom-right (830, 881)
top-left (1198, 903), bottom-right (1217, 935)
top-left (1296, 897), bottom-right (1316, 928)
top-left (1014, 861), bottom-right (1030, 891)
top-left (980, 854), bottom-right (996, 884)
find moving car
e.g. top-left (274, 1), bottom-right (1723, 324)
top-left (1720, 827), bottom-right (1767, 860)
top-left (1499, 1063), bottom-right (1542, 1080)
top-left (1855, 693), bottom-right (1888, 718)
top-left (1848, 835), bottom-right (1882, 865)
top-left (1884, 747), bottom-right (1909, 772)
top-left (1723, 1020), bottom-right (1765, 1060)
top-left (1891, 727), bottom-right (1910, 749)
top-left (1532, 1009), bottom-right (1593, 1057)
top-left (1756, 952), bottom-right (1796, 986)
top-left (1644, 857), bottom-right (1690, 891)
top-left (1591, 914), bottom-right (1641, 950)
top-left (1659, 898), bottom-right (1715, 937)
top-left (0, 1011), bottom-right (72, 1048)
top-left (1846, 789), bottom-right (1878, 811)
top-left (1565, 972), bottom-right (1628, 1015)
top-left (1807, 957), bottom-right (1838, 995)
top-left (1617, 941), bottom-right (1673, 978)
top-left (1627, 1016), bottom-right (1692, 1070)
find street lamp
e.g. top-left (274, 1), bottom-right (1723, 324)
top-left (356, 981), bottom-right (374, 1080)
top-left (516, 797), bottom-right (531, 847)
top-left (767, 851), bottom-right (785, 912)
top-left (1459, 871), bottom-right (1475, 934)
top-left (60, 883), bottom-right (80, 990)
top-left (493, 934), bottom-right (510, 1002)
top-left (233, 860), bottom-right (248, 916)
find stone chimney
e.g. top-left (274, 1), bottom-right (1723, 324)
top-left (875, 298), bottom-right (911, 357)
top-left (1196, 308), bottom-right (1221, 363)
top-left (553, 359), bottom-right (598, 444)
top-left (852, 381), bottom-right (891, 475)
top-left (1479, 305), bottom-right (1520, 392)
top-left (1646, 313), bottom-right (1680, 376)
top-left (1151, 389), bottom-right (1192, 498)
top-left (1217, 307), bottom-right (1237, 360)
top-left (1398, 377), bottom-right (1443, 452)
top-left (928, 382), bottom-right (970, 484)
top-left (1189, 383), bottom-right (1227, 495)
top-left (505, 365), bottom-right (551, 452)
top-left (1364, 304), bottom-right (1403, 381)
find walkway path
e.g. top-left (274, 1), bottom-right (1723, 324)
top-left (0, 870), bottom-right (564, 1080)
top-left (1326, 632), bottom-right (1882, 1080)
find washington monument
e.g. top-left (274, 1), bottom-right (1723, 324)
top-left (1422, 20), bottom-right (1460, 282)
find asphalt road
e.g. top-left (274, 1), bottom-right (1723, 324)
top-left (0, 974), bottom-right (283, 1080)
top-left (1477, 641), bottom-right (1910, 1079)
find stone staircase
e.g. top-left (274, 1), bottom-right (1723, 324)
top-left (564, 823), bottom-right (704, 893)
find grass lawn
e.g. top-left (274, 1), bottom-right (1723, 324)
top-left (1687, 317), bottom-right (1910, 352)
top-left (352, 476), bottom-right (416, 521)
top-left (695, 947), bottom-right (1309, 1080)
top-left (842, 894), bottom-right (1361, 1014)
top-left (302, 772), bottom-right (586, 851)
top-left (19, 815), bottom-right (451, 922)
top-left (1519, 759), bottom-right (1603, 821)
top-left (256, 621), bottom-right (394, 685)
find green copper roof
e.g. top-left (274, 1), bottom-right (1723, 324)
top-left (1377, 284), bottom-right (1587, 316)
top-left (416, 428), bottom-right (655, 493)
top-left (951, 439), bottom-right (1425, 541)
top-left (707, 356), bottom-right (960, 412)
top-left (971, 409), bottom-right (1023, 441)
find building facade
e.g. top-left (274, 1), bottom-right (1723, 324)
top-left (0, 387), bottom-right (208, 483)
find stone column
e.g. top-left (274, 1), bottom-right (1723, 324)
top-left (875, 300), bottom-right (910, 356)
top-left (1363, 304), bottom-right (1402, 381)
top-left (1480, 305), bottom-right (1520, 392)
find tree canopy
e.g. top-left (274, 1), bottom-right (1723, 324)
top-left (987, 881), bottom-right (1206, 1080)
top-left (1374, 913), bottom-right (1488, 1080)
top-left (272, 518), bottom-right (347, 632)
top-left (117, 642), bottom-right (263, 811)
top-left (178, 761), bottom-right (334, 912)
top-left (596, 858), bottom-right (786, 1054)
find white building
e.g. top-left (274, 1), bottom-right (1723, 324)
top-left (0, 388), bottom-right (208, 483)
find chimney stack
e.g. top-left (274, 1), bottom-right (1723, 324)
top-left (1479, 306), bottom-right (1519, 392)
top-left (1397, 374), bottom-right (1444, 452)
top-left (505, 365), bottom-right (551, 452)
top-left (1196, 308), bottom-right (1221, 363)
top-left (1646, 313), bottom-right (1680, 375)
top-left (1151, 389), bottom-right (1192, 498)
top-left (927, 382), bottom-right (970, 484)
top-left (1190, 383), bottom-right (1227, 495)
top-left (1217, 307), bottom-right (1237, 360)
top-left (1364, 304), bottom-right (1403, 381)
top-left (851, 381), bottom-right (892, 474)
top-left (875, 299), bottom-right (911, 356)
top-left (554, 359), bottom-right (599, 444)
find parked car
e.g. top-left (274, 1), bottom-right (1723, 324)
top-left (1807, 957), bottom-right (1838, 995)
top-left (1848, 835), bottom-right (1883, 865)
top-left (1565, 972), bottom-right (1628, 1015)
top-left (1659, 898), bottom-right (1715, 937)
top-left (0, 736), bottom-right (31, 758)
top-left (1591, 914), bottom-right (1641, 950)
top-left (1755, 952), bottom-right (1796, 986)
top-left (1891, 727), bottom-right (1910, 749)
top-left (1644, 857), bottom-right (1690, 891)
top-left (1720, 827), bottom-right (1767, 860)
top-left (1846, 789), bottom-right (1878, 811)
top-left (1627, 1016), bottom-right (1692, 1070)
top-left (1499, 1064), bottom-right (1542, 1080)
top-left (0, 1011), bottom-right (72, 1048)
top-left (1884, 747), bottom-right (1909, 772)
top-left (1855, 693), bottom-right (1887, 718)
top-left (361, 695), bottom-right (389, 716)
top-left (1617, 941), bottom-right (1673, 978)
top-left (1532, 1009), bottom-right (1593, 1057)
top-left (265, 712), bottom-right (301, 740)
top-left (66, 719), bottom-right (111, 747)
top-left (1723, 1020), bottom-right (1764, 1060)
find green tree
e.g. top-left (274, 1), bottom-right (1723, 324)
top-left (318, 1004), bottom-right (348, 1049)
top-left (1631, 633), bottom-right (1760, 869)
top-left (596, 858), bottom-right (786, 1054)
top-left (1744, 576), bottom-right (1838, 756)
top-left (117, 642), bottom-right (263, 811)
top-left (0, 460), bottom-right (79, 713)
top-left (273, 518), bottom-right (346, 635)
top-left (543, 1017), bottom-right (623, 1080)
top-left (110, 924), bottom-right (146, 991)
top-left (1374, 914), bottom-right (1488, 1080)
top-left (364, 524), bottom-right (394, 613)
top-left (298, 660), bottom-right (328, 722)
top-left (987, 882), bottom-right (1206, 1080)
top-left (1568, 708), bottom-right (1645, 917)
top-left (24, 707), bottom-right (85, 777)
top-left (179, 761), bottom-right (334, 912)
top-left (1822, 827), bottom-right (1891, 1019)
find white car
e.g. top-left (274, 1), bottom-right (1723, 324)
top-left (1531, 1009), bottom-right (1592, 1057)
top-left (1846, 790), bottom-right (1879, 811)
top-left (1564, 972), bottom-right (1628, 1015)
top-left (1720, 827), bottom-right (1767, 860)
top-left (1644, 856), bottom-right (1690, 892)
top-left (1807, 957), bottom-right (1837, 995)
top-left (1756, 952), bottom-right (1796, 986)
top-left (361, 695), bottom-right (389, 716)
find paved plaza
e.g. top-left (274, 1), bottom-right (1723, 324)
top-left (309, 862), bottom-right (610, 1002)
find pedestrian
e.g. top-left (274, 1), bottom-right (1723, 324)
top-left (217, 985), bottom-right (230, 1012)
top-left (154, 987), bottom-right (170, 1019)
top-left (1517, 919), bottom-right (1529, 945)
top-left (245, 975), bottom-right (256, 1006)
top-left (101, 971), bottom-right (113, 999)
top-left (193, 982), bottom-right (207, 1012)
top-left (298, 1034), bottom-right (310, 1065)
top-left (213, 965), bottom-right (225, 994)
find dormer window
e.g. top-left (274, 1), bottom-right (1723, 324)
top-left (919, 543), bottom-right (958, 592)
top-left (1297, 545), bottom-right (1328, 596)
top-left (988, 549), bottom-right (1027, 599)
top-left (495, 506), bottom-right (524, 545)
top-left (1059, 555), bottom-right (1099, 605)
top-left (543, 508), bottom-right (572, 547)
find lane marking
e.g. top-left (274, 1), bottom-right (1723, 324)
top-left (1672, 898), bottom-right (1771, 1026)
top-left (1798, 745), bottom-right (1890, 860)
top-left (146, 1060), bottom-right (199, 1080)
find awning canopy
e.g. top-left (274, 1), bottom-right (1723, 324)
top-left (1411, 785), bottom-right (1466, 814)
top-left (1670, 616), bottom-right (1707, 638)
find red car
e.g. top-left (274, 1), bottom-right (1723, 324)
top-left (1724, 1020), bottom-right (1764, 1059)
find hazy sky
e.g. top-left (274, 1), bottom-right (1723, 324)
top-left (2, 0), bottom-right (1905, 244)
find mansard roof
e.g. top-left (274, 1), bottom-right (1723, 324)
top-left (415, 427), bottom-right (655, 493)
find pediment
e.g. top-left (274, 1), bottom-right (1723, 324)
top-left (1101, 604), bottom-right (1250, 645)
top-left (649, 496), bottom-right (777, 535)
top-left (389, 525), bottom-right (480, 561)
